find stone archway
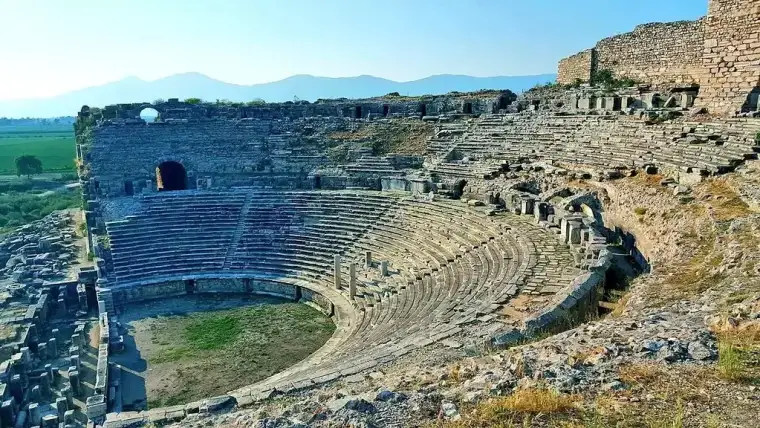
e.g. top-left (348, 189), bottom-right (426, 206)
top-left (156, 161), bottom-right (187, 191)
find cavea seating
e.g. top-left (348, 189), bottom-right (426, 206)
top-left (104, 189), bottom-right (581, 397)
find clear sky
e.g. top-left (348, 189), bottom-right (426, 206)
top-left (0, 0), bottom-right (706, 100)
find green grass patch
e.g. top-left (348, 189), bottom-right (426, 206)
top-left (186, 315), bottom-right (242, 351)
top-left (0, 191), bottom-right (82, 235)
top-left (0, 130), bottom-right (75, 174)
top-left (142, 301), bottom-right (335, 407)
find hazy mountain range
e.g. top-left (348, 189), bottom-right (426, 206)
top-left (0, 72), bottom-right (556, 118)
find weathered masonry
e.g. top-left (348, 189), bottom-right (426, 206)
top-left (76, 92), bottom-right (514, 198)
top-left (558, 20), bottom-right (704, 86)
top-left (557, 0), bottom-right (760, 115)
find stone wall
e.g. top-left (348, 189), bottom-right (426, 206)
top-left (557, 50), bottom-right (594, 85)
top-left (595, 20), bottom-right (704, 85)
top-left (557, 20), bottom-right (704, 86)
top-left (556, 0), bottom-right (760, 115)
top-left (696, 0), bottom-right (760, 114)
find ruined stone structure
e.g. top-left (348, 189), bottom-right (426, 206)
top-left (557, 0), bottom-right (759, 114)
top-left (556, 49), bottom-right (595, 86)
top-left (696, 0), bottom-right (760, 114)
top-left (58, 2), bottom-right (760, 425)
top-left (0, 213), bottom-right (103, 428)
top-left (558, 20), bottom-right (704, 86)
top-left (77, 93), bottom-right (514, 198)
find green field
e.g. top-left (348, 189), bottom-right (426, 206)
top-left (0, 129), bottom-right (75, 175)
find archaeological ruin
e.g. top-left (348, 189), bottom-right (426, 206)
top-left (0, 0), bottom-right (757, 427)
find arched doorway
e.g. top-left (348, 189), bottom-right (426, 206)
top-left (139, 107), bottom-right (159, 123)
top-left (156, 161), bottom-right (187, 191)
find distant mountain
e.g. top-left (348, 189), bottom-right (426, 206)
top-left (0, 72), bottom-right (556, 118)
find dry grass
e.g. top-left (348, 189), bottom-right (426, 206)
top-left (611, 292), bottom-right (631, 317)
top-left (618, 362), bottom-right (663, 387)
top-left (327, 119), bottom-right (434, 156)
top-left (436, 388), bottom-right (580, 427)
top-left (701, 179), bottom-right (754, 221)
top-left (714, 327), bottom-right (760, 381)
top-left (644, 399), bottom-right (685, 428)
top-left (633, 207), bottom-right (648, 216)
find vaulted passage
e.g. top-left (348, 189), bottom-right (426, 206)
top-left (156, 161), bottom-right (187, 191)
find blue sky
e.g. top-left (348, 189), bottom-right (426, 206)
top-left (0, 0), bottom-right (706, 100)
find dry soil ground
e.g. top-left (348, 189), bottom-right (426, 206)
top-left (111, 294), bottom-right (335, 409)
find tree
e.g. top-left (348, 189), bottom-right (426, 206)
top-left (15, 155), bottom-right (43, 179)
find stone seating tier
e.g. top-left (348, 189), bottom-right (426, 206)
top-left (103, 189), bottom-right (583, 402)
top-left (428, 114), bottom-right (759, 176)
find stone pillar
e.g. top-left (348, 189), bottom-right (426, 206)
top-left (70, 355), bottom-right (81, 371)
top-left (48, 338), bottom-right (57, 357)
top-left (68, 369), bottom-right (80, 396)
top-left (380, 260), bottom-right (389, 277)
top-left (41, 414), bottom-right (58, 427)
top-left (62, 386), bottom-right (74, 408)
top-left (55, 397), bottom-right (68, 421)
top-left (70, 334), bottom-right (81, 350)
top-left (349, 263), bottom-right (357, 299)
top-left (44, 364), bottom-right (54, 379)
top-left (333, 255), bottom-right (341, 289)
top-left (28, 402), bottom-right (41, 426)
top-left (9, 375), bottom-right (22, 403)
top-left (57, 298), bottom-right (67, 317)
top-left (37, 343), bottom-right (47, 361)
top-left (364, 251), bottom-right (372, 267)
top-left (39, 372), bottom-right (51, 396)
top-left (64, 410), bottom-right (76, 425)
top-left (0, 399), bottom-right (14, 428)
top-left (30, 385), bottom-right (41, 402)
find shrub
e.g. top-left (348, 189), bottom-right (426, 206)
top-left (755, 131), bottom-right (760, 144)
top-left (634, 207), bottom-right (648, 215)
top-left (15, 155), bottom-right (43, 179)
top-left (184, 98), bottom-right (202, 105)
top-left (591, 69), bottom-right (638, 89)
top-left (245, 99), bottom-right (266, 107)
top-left (0, 191), bottom-right (81, 234)
top-left (442, 388), bottom-right (579, 427)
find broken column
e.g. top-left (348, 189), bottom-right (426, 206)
top-left (333, 255), bottom-right (341, 289)
top-left (364, 251), bottom-right (372, 267)
top-left (28, 402), bottom-right (41, 426)
top-left (55, 397), bottom-right (67, 422)
top-left (0, 399), bottom-right (15, 428)
top-left (70, 354), bottom-right (80, 371)
top-left (39, 372), bottom-right (51, 396)
top-left (9, 375), bottom-right (22, 403)
top-left (64, 410), bottom-right (76, 426)
top-left (62, 386), bottom-right (74, 408)
top-left (57, 298), bottom-right (67, 317)
top-left (349, 263), bottom-right (357, 299)
top-left (48, 338), bottom-right (57, 357)
top-left (380, 260), bottom-right (389, 277)
top-left (68, 369), bottom-right (80, 396)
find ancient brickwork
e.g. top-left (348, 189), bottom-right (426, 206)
top-left (696, 0), bottom-right (760, 114)
top-left (557, 50), bottom-right (594, 85)
top-left (557, 0), bottom-right (760, 115)
top-left (595, 20), bottom-right (704, 85)
top-left (557, 20), bottom-right (703, 86)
